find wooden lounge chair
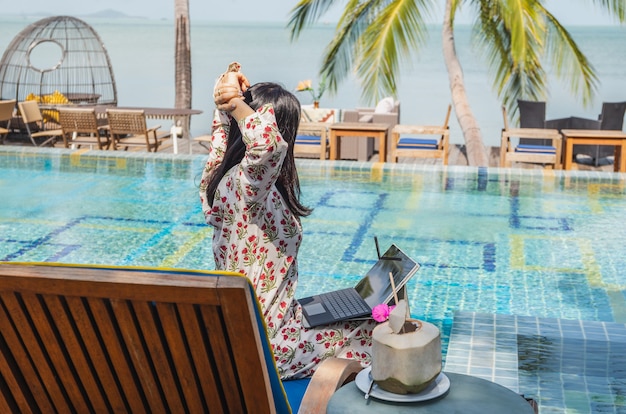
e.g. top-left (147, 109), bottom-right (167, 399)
top-left (500, 106), bottom-right (563, 169)
top-left (106, 109), bottom-right (169, 152)
top-left (389, 104), bottom-right (451, 164)
top-left (58, 107), bottom-right (111, 150)
top-left (0, 99), bottom-right (15, 144)
top-left (16, 100), bottom-right (64, 147)
top-left (0, 262), bottom-right (362, 413)
top-left (295, 122), bottom-right (329, 160)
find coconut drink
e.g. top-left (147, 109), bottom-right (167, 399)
top-left (370, 299), bottom-right (442, 394)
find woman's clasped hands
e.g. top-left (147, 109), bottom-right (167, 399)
top-left (214, 64), bottom-right (250, 113)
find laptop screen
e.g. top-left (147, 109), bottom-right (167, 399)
top-left (354, 244), bottom-right (419, 308)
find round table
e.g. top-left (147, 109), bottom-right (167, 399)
top-left (327, 372), bottom-right (535, 413)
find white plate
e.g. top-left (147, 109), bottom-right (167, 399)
top-left (355, 367), bottom-right (450, 403)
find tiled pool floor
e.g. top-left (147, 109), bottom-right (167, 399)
top-left (445, 312), bottom-right (626, 413)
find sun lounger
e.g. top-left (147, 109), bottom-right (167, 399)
top-left (0, 262), bottom-right (362, 413)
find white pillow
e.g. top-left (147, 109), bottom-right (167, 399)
top-left (374, 97), bottom-right (395, 114)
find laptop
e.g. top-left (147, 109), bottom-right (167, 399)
top-left (299, 244), bottom-right (420, 328)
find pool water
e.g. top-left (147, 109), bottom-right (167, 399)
top-left (1, 147), bottom-right (625, 413)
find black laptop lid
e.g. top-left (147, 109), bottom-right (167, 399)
top-left (354, 244), bottom-right (418, 308)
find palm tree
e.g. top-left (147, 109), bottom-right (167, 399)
top-left (288, 0), bottom-right (625, 166)
top-left (174, 0), bottom-right (192, 136)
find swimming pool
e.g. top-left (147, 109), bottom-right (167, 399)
top-left (1, 146), bottom-right (625, 412)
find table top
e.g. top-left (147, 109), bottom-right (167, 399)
top-left (92, 105), bottom-right (203, 117)
top-left (43, 104), bottom-right (203, 118)
top-left (327, 372), bottom-right (535, 414)
top-left (561, 129), bottom-right (626, 139)
top-left (329, 122), bottom-right (391, 132)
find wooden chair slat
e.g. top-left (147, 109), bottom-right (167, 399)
top-left (89, 298), bottom-right (148, 413)
top-left (132, 301), bottom-right (187, 412)
top-left (0, 292), bottom-right (70, 413)
top-left (157, 302), bottom-right (207, 413)
top-left (0, 296), bottom-right (53, 414)
top-left (66, 296), bottom-right (129, 412)
top-left (201, 303), bottom-right (247, 412)
top-left (177, 303), bottom-right (227, 412)
top-left (41, 294), bottom-right (110, 412)
top-left (219, 281), bottom-right (276, 413)
top-left (22, 293), bottom-right (92, 413)
top-left (110, 298), bottom-right (168, 413)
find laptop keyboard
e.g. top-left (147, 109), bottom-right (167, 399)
top-left (324, 288), bottom-right (371, 319)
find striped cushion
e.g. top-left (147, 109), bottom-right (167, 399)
top-left (515, 144), bottom-right (556, 154)
top-left (397, 138), bottom-right (439, 150)
top-left (296, 135), bottom-right (324, 146)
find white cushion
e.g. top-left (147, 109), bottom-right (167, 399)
top-left (374, 97), bottom-right (395, 114)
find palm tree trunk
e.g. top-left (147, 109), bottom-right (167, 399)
top-left (174, 0), bottom-right (192, 136)
top-left (442, 0), bottom-right (489, 167)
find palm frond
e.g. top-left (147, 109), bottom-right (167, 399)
top-left (470, 0), bottom-right (549, 116)
top-left (589, 0), bottom-right (626, 21)
top-left (539, 5), bottom-right (599, 107)
top-left (287, 0), bottom-right (340, 40)
top-left (350, 0), bottom-right (433, 102)
top-left (316, 0), bottom-right (376, 94)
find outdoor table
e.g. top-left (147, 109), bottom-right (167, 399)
top-left (327, 372), bottom-right (535, 414)
top-left (329, 122), bottom-right (390, 162)
top-left (561, 129), bottom-right (626, 172)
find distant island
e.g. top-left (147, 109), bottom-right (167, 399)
top-left (82, 9), bottom-right (147, 20)
top-left (8, 9), bottom-right (149, 20)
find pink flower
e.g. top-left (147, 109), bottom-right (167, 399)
top-left (372, 304), bottom-right (396, 323)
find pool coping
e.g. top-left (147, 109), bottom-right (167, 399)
top-left (2, 146), bottom-right (626, 180)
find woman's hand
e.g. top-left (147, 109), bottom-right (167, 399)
top-left (214, 64), bottom-right (253, 121)
top-left (214, 70), bottom-right (250, 111)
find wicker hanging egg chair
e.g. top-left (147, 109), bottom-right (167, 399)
top-left (0, 15), bottom-right (117, 106)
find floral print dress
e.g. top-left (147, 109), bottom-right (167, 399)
top-left (199, 105), bottom-right (377, 379)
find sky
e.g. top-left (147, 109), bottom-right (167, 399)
top-left (8, 0), bottom-right (625, 26)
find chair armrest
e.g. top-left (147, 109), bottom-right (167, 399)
top-left (372, 113), bottom-right (399, 126)
top-left (298, 358), bottom-right (363, 414)
top-left (503, 127), bottom-right (561, 140)
top-left (342, 110), bottom-right (360, 122)
top-left (392, 125), bottom-right (447, 135)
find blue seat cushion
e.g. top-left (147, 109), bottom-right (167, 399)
top-left (515, 144), bottom-right (556, 154)
top-left (397, 137), bottom-right (439, 150)
top-left (282, 378), bottom-right (312, 413)
top-left (296, 135), bottom-right (323, 145)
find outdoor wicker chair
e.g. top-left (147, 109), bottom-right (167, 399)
top-left (0, 99), bottom-right (15, 144)
top-left (16, 100), bottom-right (63, 146)
top-left (58, 107), bottom-right (110, 150)
top-left (106, 109), bottom-right (169, 152)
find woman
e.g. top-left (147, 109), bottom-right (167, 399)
top-left (199, 67), bottom-right (377, 379)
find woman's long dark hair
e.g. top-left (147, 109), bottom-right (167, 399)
top-left (205, 82), bottom-right (312, 218)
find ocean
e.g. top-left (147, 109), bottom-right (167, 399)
top-left (1, 16), bottom-right (625, 147)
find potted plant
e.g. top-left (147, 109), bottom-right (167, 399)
top-left (296, 77), bottom-right (327, 108)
